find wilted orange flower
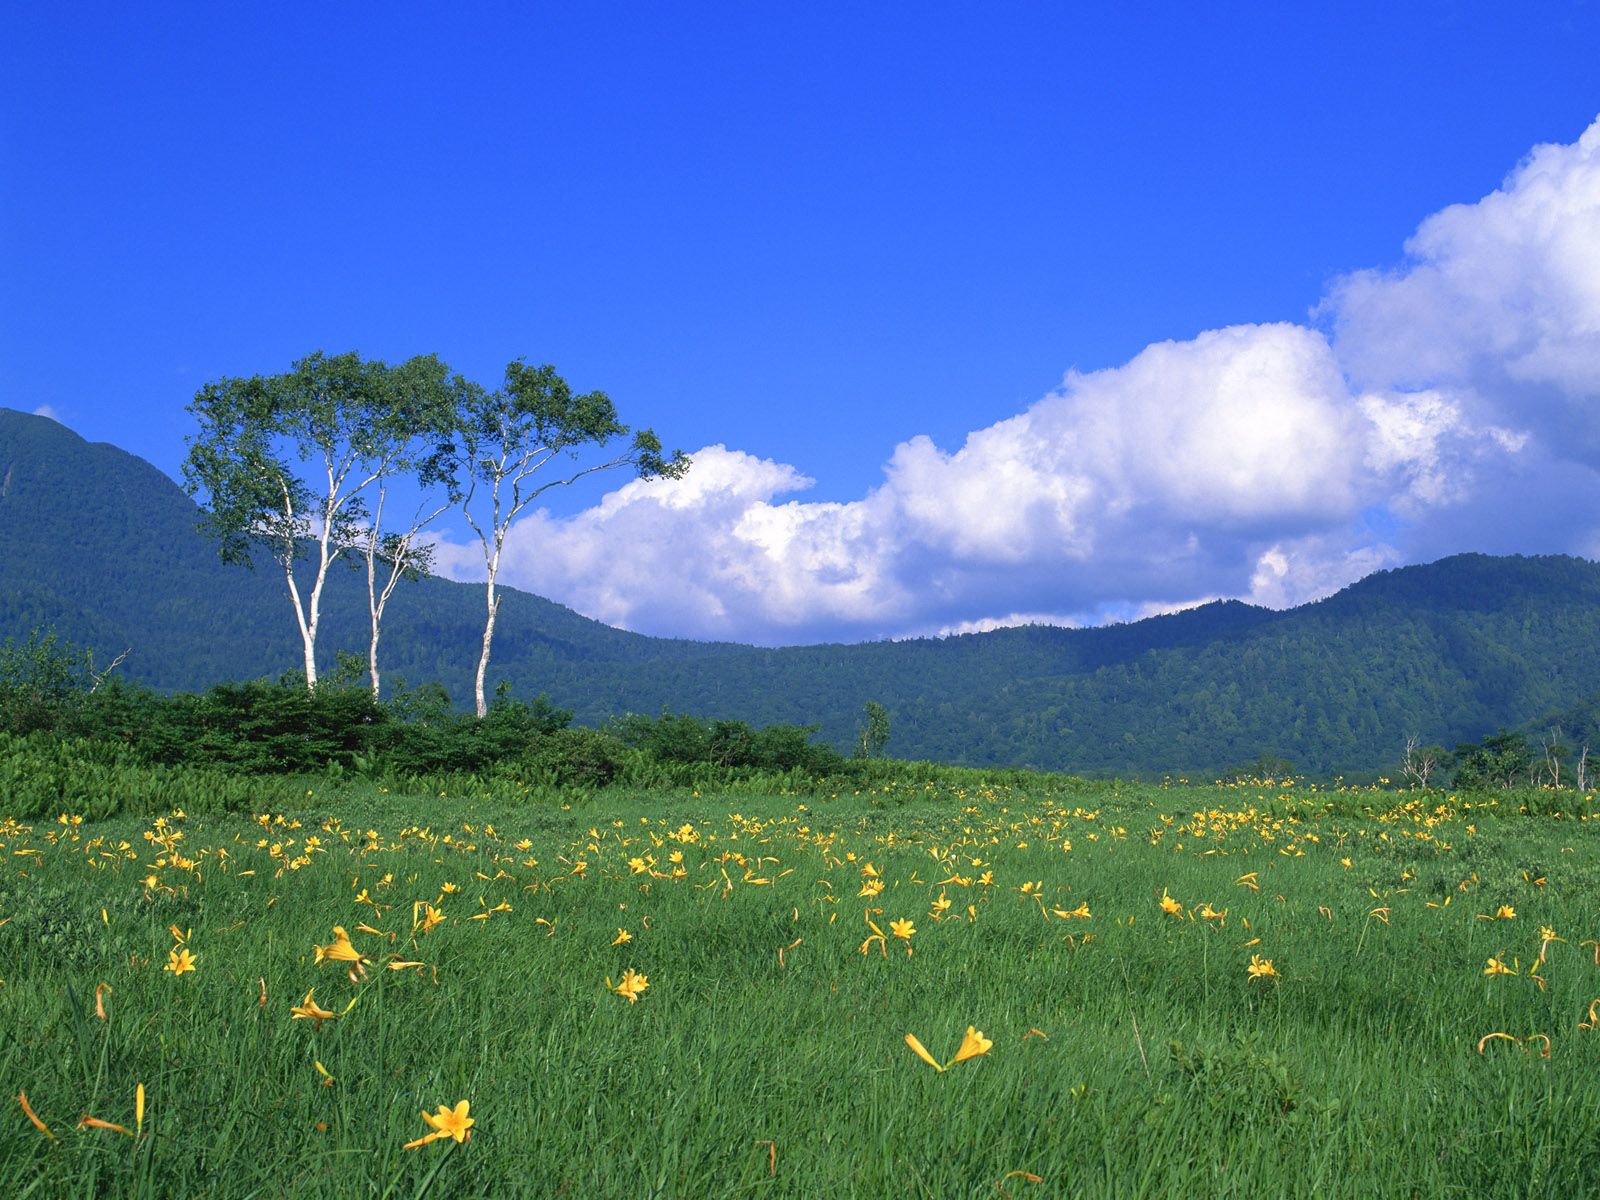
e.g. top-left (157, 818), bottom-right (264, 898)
top-left (859, 918), bottom-right (888, 957)
top-left (16, 1091), bottom-right (54, 1139)
top-left (77, 1113), bottom-right (133, 1136)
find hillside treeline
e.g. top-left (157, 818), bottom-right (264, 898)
top-left (9, 407), bottom-right (1600, 776)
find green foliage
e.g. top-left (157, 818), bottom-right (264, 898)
top-left (369, 689), bottom-right (574, 777)
top-left (1166, 1034), bottom-right (1308, 1123)
top-left (527, 726), bottom-right (628, 789)
top-left (612, 710), bottom-right (844, 776)
top-left (1453, 731), bottom-right (1534, 790)
top-left (0, 628), bottom-right (93, 734)
top-left (0, 731), bottom-right (310, 819)
top-left (181, 351), bottom-right (463, 569)
top-left (451, 359), bottom-right (689, 714)
top-left (0, 663), bottom-right (873, 818)
top-left (854, 699), bottom-right (890, 759)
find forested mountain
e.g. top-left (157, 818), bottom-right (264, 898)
top-left (5, 405), bottom-right (1600, 776)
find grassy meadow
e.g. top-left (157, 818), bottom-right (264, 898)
top-left (4, 774), bottom-right (1600, 1197)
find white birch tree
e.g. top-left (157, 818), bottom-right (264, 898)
top-left (455, 360), bottom-right (687, 717)
top-left (183, 351), bottom-right (441, 689)
top-left (352, 356), bottom-right (466, 698)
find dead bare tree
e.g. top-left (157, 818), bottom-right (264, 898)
top-left (1401, 735), bottom-right (1441, 788)
top-left (87, 647), bottom-right (131, 694)
top-left (1540, 726), bottom-right (1568, 789)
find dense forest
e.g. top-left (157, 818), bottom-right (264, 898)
top-left (6, 405), bottom-right (1600, 777)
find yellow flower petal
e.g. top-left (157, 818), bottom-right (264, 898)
top-left (904, 1033), bottom-right (945, 1072)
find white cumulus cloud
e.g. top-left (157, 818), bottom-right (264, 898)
top-left (1326, 119), bottom-right (1600, 453)
top-left (432, 116), bottom-right (1600, 644)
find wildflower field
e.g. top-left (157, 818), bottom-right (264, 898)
top-left (4, 775), bottom-right (1600, 1197)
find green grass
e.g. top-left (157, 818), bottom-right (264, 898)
top-left (4, 776), bottom-right (1600, 1197)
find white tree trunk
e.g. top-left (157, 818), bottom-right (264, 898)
top-left (284, 561), bottom-right (318, 689)
top-left (475, 576), bottom-right (500, 718)
top-left (305, 555), bottom-right (329, 691)
top-left (366, 493), bottom-right (385, 699)
top-left (368, 593), bottom-right (383, 699)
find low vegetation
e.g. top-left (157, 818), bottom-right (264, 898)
top-left (4, 770), bottom-right (1600, 1196)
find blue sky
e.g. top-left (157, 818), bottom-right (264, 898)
top-left (5, 5), bottom-right (1600, 643)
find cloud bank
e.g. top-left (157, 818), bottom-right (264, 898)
top-left (433, 117), bottom-right (1600, 644)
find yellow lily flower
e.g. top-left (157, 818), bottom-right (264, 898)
top-left (313, 926), bottom-right (370, 982)
top-left (164, 947), bottom-right (198, 976)
top-left (1246, 954), bottom-right (1278, 979)
top-left (606, 968), bottom-right (650, 1004)
top-left (289, 988), bottom-right (338, 1028)
top-left (404, 1100), bottom-right (474, 1149)
top-left (950, 1026), bottom-right (993, 1064)
top-left (904, 1025), bottom-right (993, 1071)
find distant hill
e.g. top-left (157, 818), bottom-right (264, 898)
top-left (5, 405), bottom-right (1600, 776)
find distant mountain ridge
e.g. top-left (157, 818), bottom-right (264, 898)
top-left (4, 405), bottom-right (1599, 775)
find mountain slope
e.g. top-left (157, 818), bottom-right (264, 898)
top-left (4, 406), bottom-right (1599, 775)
